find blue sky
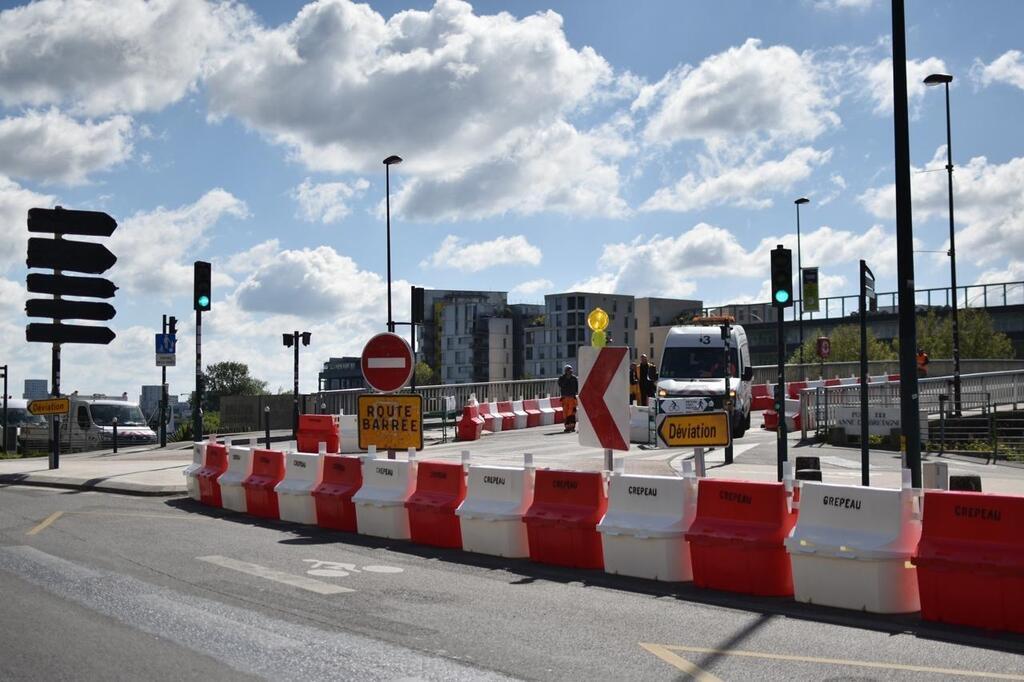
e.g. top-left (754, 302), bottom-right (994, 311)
top-left (1, 0), bottom-right (1022, 398)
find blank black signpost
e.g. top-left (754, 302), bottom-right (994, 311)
top-left (25, 207), bottom-right (118, 469)
top-left (859, 260), bottom-right (877, 486)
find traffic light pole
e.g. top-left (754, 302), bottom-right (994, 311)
top-left (194, 308), bottom-right (203, 442)
top-left (1, 365), bottom-right (8, 455)
top-left (160, 314), bottom-right (167, 448)
top-left (776, 312), bottom-right (787, 481)
top-left (293, 332), bottom-right (300, 438)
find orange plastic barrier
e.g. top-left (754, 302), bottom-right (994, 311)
top-left (912, 491), bottom-right (1024, 633)
top-left (495, 401), bottom-right (516, 431)
top-left (523, 470), bottom-right (607, 569)
top-left (888, 374), bottom-right (900, 382)
top-left (406, 461), bottom-right (467, 548)
top-left (787, 381), bottom-right (808, 400)
top-left (762, 410), bottom-right (778, 431)
top-left (296, 414), bottom-right (340, 453)
top-left (523, 399), bottom-right (543, 428)
top-left (243, 449), bottom-right (286, 520)
top-left (196, 443), bottom-right (228, 508)
top-left (312, 455), bottom-right (363, 532)
top-left (456, 404), bottom-right (484, 441)
top-left (685, 479), bottom-right (797, 596)
top-left (750, 384), bottom-right (772, 411)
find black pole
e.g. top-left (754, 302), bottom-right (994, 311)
top-left (860, 260), bottom-right (870, 486)
top-left (293, 331), bottom-right (300, 437)
top-left (941, 80), bottom-right (962, 416)
top-left (776, 312), bottom-right (787, 481)
top-left (2, 365), bottom-right (7, 454)
top-left (264, 405), bottom-right (271, 450)
top-left (891, 0), bottom-right (922, 486)
top-left (51, 232), bottom-right (62, 469)
top-left (160, 314), bottom-right (167, 448)
top-left (112, 417), bottom-right (118, 454)
top-left (796, 203), bottom-right (804, 368)
top-left (194, 308), bottom-right (203, 442)
top-left (385, 164), bottom-right (394, 333)
top-left (723, 322), bottom-right (733, 465)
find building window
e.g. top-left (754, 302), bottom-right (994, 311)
top-left (526, 348), bottom-right (533, 360)
top-left (650, 332), bottom-right (654, 343)
top-left (555, 299), bottom-right (562, 311)
top-left (624, 331), bottom-right (629, 344)
top-left (567, 345), bottom-right (576, 358)
top-left (567, 328), bottom-right (576, 342)
top-left (628, 302), bottom-right (633, 313)
top-left (502, 337), bottom-right (507, 349)
top-left (503, 367), bottom-right (507, 378)
top-left (613, 300), bottom-right (617, 312)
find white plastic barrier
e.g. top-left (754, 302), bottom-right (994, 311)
top-left (784, 397), bottom-right (801, 432)
top-left (840, 376), bottom-right (858, 385)
top-left (274, 452), bottom-right (324, 525)
top-left (456, 464), bottom-right (535, 557)
top-left (784, 479), bottom-right (922, 613)
top-left (597, 470), bottom-right (698, 581)
top-left (338, 414), bottom-right (360, 453)
top-left (629, 405), bottom-right (651, 444)
top-left (537, 398), bottom-right (556, 426)
top-left (484, 402), bottom-right (503, 432)
top-left (184, 441), bottom-right (207, 501)
top-left (805, 379), bottom-right (823, 391)
top-left (510, 400), bottom-right (529, 430)
top-left (219, 446), bottom-right (253, 513)
top-left (352, 457), bottom-right (418, 539)
top-left (869, 374), bottom-right (888, 384)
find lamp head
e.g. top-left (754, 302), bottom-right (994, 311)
top-left (924, 73), bottom-right (952, 86)
top-left (383, 155), bottom-right (403, 166)
top-left (795, 197), bottom-right (810, 205)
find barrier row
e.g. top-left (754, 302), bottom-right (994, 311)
top-left (457, 398), bottom-right (563, 441)
top-left (185, 443), bottom-right (1024, 634)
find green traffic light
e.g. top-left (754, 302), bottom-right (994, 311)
top-left (774, 290), bottom-right (790, 304)
top-left (197, 295), bottom-right (210, 308)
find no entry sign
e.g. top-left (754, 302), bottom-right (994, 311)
top-left (361, 332), bottom-right (414, 393)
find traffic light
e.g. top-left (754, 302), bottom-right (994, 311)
top-left (411, 286), bottom-right (424, 324)
top-left (300, 332), bottom-right (311, 346)
top-left (770, 245), bottom-right (793, 308)
top-left (194, 260), bottom-right (211, 311)
top-left (168, 316), bottom-right (177, 336)
top-left (25, 207), bottom-right (118, 345)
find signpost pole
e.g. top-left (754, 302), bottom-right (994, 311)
top-left (51, 231), bottom-right (62, 471)
top-left (722, 322), bottom-right (733, 465)
top-left (860, 260), bottom-right (871, 486)
top-left (694, 447), bottom-right (706, 478)
top-left (776, 312), bottom-right (787, 482)
top-left (1, 365), bottom-right (7, 454)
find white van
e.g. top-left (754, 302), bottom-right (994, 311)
top-left (20, 396), bottom-right (157, 453)
top-left (1, 399), bottom-right (48, 450)
top-left (655, 322), bottom-right (753, 438)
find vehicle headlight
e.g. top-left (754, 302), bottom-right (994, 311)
top-left (729, 389), bottom-right (736, 398)
top-left (658, 388), bottom-right (667, 397)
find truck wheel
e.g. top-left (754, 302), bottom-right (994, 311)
top-left (732, 411), bottom-right (747, 439)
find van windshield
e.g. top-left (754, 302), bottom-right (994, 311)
top-left (660, 347), bottom-right (739, 380)
top-left (90, 404), bottom-right (147, 427)
top-left (5, 408), bottom-right (46, 427)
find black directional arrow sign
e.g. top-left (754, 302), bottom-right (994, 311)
top-left (26, 323), bottom-right (116, 345)
top-left (26, 299), bottom-right (116, 321)
top-left (27, 237), bottom-right (117, 274)
top-left (26, 273), bottom-right (118, 299)
top-left (27, 207), bottom-right (117, 237)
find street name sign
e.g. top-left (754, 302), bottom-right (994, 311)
top-left (357, 393), bottom-right (423, 451)
top-left (28, 398), bottom-right (70, 416)
top-left (361, 332), bottom-right (414, 393)
top-left (577, 345), bottom-right (629, 451)
top-left (657, 411), bottom-right (731, 448)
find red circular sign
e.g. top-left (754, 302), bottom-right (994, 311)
top-left (361, 332), bottom-right (414, 393)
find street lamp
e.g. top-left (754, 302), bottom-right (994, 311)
top-left (794, 197), bottom-right (810, 367)
top-left (924, 72), bottom-right (961, 414)
top-left (383, 155), bottom-right (403, 333)
top-left (283, 331), bottom-right (312, 437)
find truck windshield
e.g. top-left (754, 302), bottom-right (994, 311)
top-left (89, 404), bottom-right (147, 427)
top-left (660, 347), bottom-right (739, 380)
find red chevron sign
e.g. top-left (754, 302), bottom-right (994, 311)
top-left (577, 346), bottom-right (630, 451)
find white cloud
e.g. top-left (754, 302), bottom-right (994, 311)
top-left (973, 50), bottom-right (1024, 90)
top-left (421, 235), bottom-right (542, 272)
top-left (863, 56), bottom-right (948, 115)
top-left (0, 109), bottom-right (133, 184)
top-left (814, 0), bottom-right (874, 10)
top-left (291, 178), bottom-right (369, 223)
top-left (859, 149), bottom-right (1024, 264)
top-left (109, 189), bottom-right (249, 296)
top-left (0, 0), bottom-right (252, 116)
top-left (641, 147), bottom-right (831, 212)
top-left (637, 39), bottom-right (839, 147)
top-left (0, 175), bottom-right (57, 272)
top-left (510, 278), bottom-right (553, 301)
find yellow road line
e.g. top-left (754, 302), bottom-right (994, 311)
top-left (662, 644), bottom-right (1024, 680)
top-left (639, 643), bottom-right (724, 682)
top-left (26, 511), bottom-right (63, 536)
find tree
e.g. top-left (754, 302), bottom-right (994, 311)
top-left (893, 309), bottom-right (1014, 359)
top-left (788, 324), bottom-right (896, 365)
top-left (414, 361), bottom-right (437, 386)
top-left (201, 361), bottom-right (268, 411)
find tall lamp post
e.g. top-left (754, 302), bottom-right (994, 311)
top-left (383, 155), bottom-right (403, 333)
top-left (794, 197), bottom-right (810, 369)
top-left (283, 331), bottom-right (311, 437)
top-left (924, 72), bottom-right (961, 414)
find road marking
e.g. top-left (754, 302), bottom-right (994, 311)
top-left (197, 555), bottom-right (354, 595)
top-left (639, 643), bottom-right (723, 682)
top-left (650, 644), bottom-right (1024, 680)
top-left (26, 511), bottom-right (63, 536)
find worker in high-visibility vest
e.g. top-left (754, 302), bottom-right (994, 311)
top-left (916, 347), bottom-right (930, 377)
top-left (558, 364), bottom-right (578, 433)
top-left (629, 363), bottom-right (641, 404)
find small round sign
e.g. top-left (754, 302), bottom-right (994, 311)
top-left (361, 332), bottom-right (415, 393)
top-left (816, 336), bottom-right (831, 360)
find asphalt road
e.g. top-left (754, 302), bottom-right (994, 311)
top-left (2, 483), bottom-right (1023, 680)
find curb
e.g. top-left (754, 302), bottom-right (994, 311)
top-left (0, 472), bottom-right (186, 497)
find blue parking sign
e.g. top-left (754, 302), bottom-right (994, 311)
top-left (155, 333), bottom-right (177, 354)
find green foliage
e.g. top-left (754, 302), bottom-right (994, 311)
top-left (414, 361), bottom-right (437, 386)
top-left (171, 411), bottom-right (221, 442)
top-left (894, 309), bottom-right (1014, 359)
top-left (788, 324), bottom-right (896, 364)
top-left (198, 362), bottom-right (268, 411)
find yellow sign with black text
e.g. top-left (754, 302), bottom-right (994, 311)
top-left (657, 411), bottom-right (731, 448)
top-left (357, 393), bottom-right (423, 451)
top-left (27, 398), bottom-right (70, 416)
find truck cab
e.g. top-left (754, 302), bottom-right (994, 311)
top-left (656, 321), bottom-right (753, 438)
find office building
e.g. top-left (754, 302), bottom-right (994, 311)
top-left (23, 379), bottom-right (47, 400)
top-left (319, 357), bottom-right (365, 390)
top-left (524, 292), bottom-right (635, 378)
top-left (634, 297), bottom-right (704, 364)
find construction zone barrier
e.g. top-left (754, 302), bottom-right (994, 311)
top-left (763, 410), bottom-right (779, 431)
top-left (537, 398), bottom-right (556, 426)
top-left (196, 443), bottom-right (228, 508)
top-left (312, 455), bottom-right (363, 532)
top-left (352, 456), bottom-right (418, 540)
top-left (243, 449), bottom-right (286, 520)
top-left (787, 381), bottom-right (808, 400)
top-left (549, 396), bottom-right (565, 423)
top-left (785, 479), bottom-right (922, 613)
top-left (523, 399), bottom-right (543, 428)
top-left (912, 490), bottom-right (1024, 633)
top-left (510, 401), bottom-right (529, 430)
top-left (456, 404), bottom-right (484, 441)
top-left (496, 401), bottom-right (516, 431)
top-left (598, 470), bottom-right (699, 582)
top-left (407, 461), bottom-right (467, 549)
top-left (480, 402), bottom-right (502, 433)
top-left (456, 463), bottom-right (535, 558)
top-left (686, 479), bottom-right (797, 596)
top-left (219, 446), bottom-right (253, 513)
top-left (338, 414), bottom-right (360, 453)
top-left (751, 384), bottom-right (772, 411)
top-left (296, 414), bottom-right (340, 454)
top-left (184, 441), bottom-right (207, 501)
top-left (523, 470), bottom-right (607, 569)
top-left (275, 452), bottom-right (324, 525)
